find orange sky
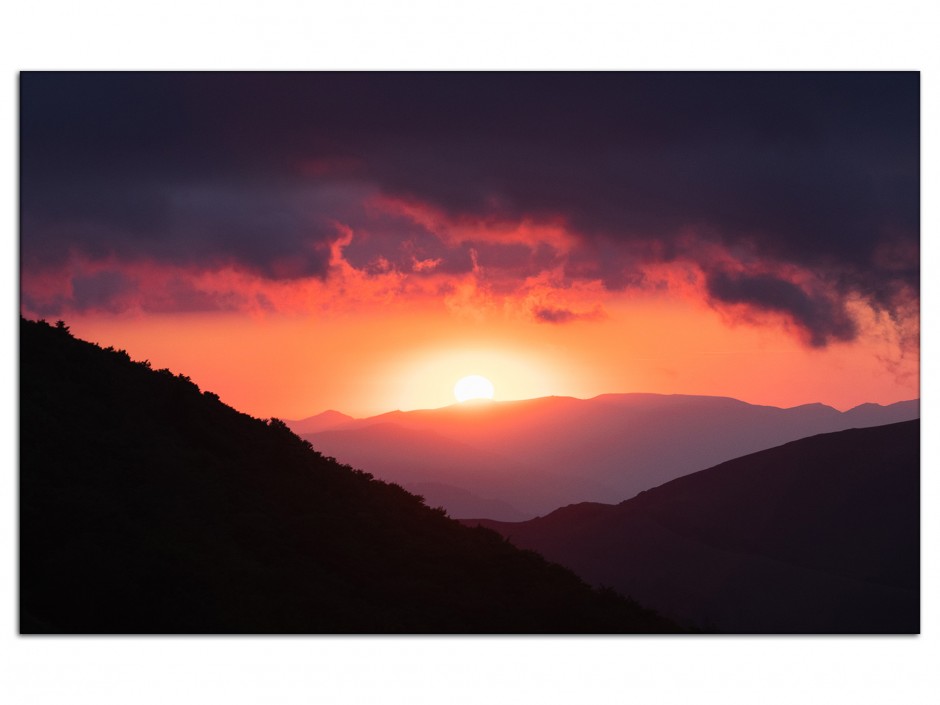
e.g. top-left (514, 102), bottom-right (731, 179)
top-left (20, 74), bottom-right (920, 421)
top-left (60, 274), bottom-right (918, 420)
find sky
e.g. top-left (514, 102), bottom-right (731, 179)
top-left (19, 72), bottom-right (920, 418)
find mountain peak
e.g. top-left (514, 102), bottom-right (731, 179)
top-left (285, 409), bottom-right (355, 435)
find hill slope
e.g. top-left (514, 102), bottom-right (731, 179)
top-left (301, 394), bottom-right (918, 518)
top-left (467, 421), bottom-right (919, 633)
top-left (19, 318), bottom-right (678, 634)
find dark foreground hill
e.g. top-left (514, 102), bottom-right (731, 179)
top-left (19, 318), bottom-right (678, 634)
top-left (467, 421), bottom-right (919, 633)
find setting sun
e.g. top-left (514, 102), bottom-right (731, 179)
top-left (454, 375), bottom-right (495, 402)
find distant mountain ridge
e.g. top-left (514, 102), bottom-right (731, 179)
top-left (291, 394), bottom-right (918, 519)
top-left (285, 409), bottom-right (355, 435)
top-left (466, 420), bottom-right (920, 633)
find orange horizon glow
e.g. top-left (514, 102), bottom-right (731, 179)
top-left (53, 272), bottom-right (918, 421)
top-left (22, 193), bottom-right (919, 422)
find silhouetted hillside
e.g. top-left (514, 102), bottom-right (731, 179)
top-left (301, 393), bottom-right (918, 518)
top-left (19, 318), bottom-right (679, 634)
top-left (467, 421), bottom-right (919, 633)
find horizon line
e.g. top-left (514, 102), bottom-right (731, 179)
top-left (285, 391), bottom-right (921, 424)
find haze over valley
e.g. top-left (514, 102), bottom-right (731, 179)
top-left (288, 395), bottom-right (918, 519)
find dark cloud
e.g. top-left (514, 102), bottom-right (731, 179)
top-left (20, 178), bottom-right (340, 280)
top-left (24, 269), bottom-right (248, 316)
top-left (706, 271), bottom-right (857, 347)
top-left (533, 307), bottom-right (577, 324)
top-left (21, 290), bottom-right (69, 319)
top-left (70, 270), bottom-right (137, 313)
top-left (20, 72), bottom-right (919, 342)
top-left (139, 277), bottom-right (246, 314)
top-left (341, 219), bottom-right (475, 276)
top-left (532, 306), bottom-right (602, 325)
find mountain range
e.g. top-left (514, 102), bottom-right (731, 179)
top-left (288, 394), bottom-right (919, 519)
top-left (466, 420), bottom-right (919, 633)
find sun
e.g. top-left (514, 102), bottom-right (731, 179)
top-left (454, 375), bottom-right (495, 403)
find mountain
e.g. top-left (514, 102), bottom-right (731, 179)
top-left (285, 409), bottom-right (354, 435)
top-left (466, 421), bottom-right (919, 633)
top-left (306, 421), bottom-right (614, 519)
top-left (842, 400), bottom-right (920, 427)
top-left (300, 393), bottom-right (919, 518)
top-left (19, 318), bottom-right (679, 634)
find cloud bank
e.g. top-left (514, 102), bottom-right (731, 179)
top-left (20, 72), bottom-right (919, 343)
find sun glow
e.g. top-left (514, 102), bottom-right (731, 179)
top-left (454, 375), bottom-right (495, 402)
